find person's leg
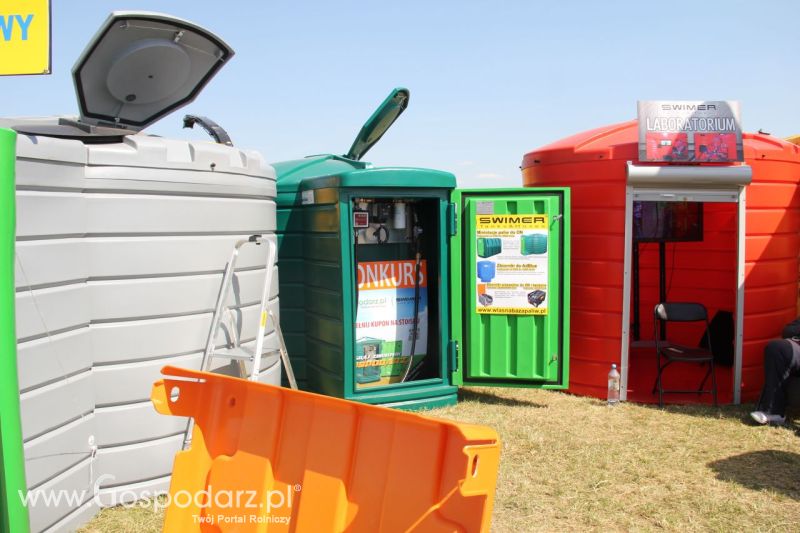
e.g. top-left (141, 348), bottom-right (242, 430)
top-left (754, 339), bottom-right (795, 420)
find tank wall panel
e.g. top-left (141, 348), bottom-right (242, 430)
top-left (17, 329), bottom-right (91, 391)
top-left (86, 267), bottom-right (277, 321)
top-left (26, 459), bottom-right (94, 533)
top-left (85, 193), bottom-right (275, 234)
top-left (94, 402), bottom-right (185, 447)
top-left (24, 416), bottom-right (94, 489)
top-left (277, 201), bottom-right (308, 389)
top-left (16, 285), bottom-right (88, 340)
top-left (13, 134), bottom-right (278, 530)
top-left (16, 191), bottom-right (86, 237)
top-left (302, 204), bottom-right (345, 395)
top-left (90, 300), bottom-right (278, 365)
top-left (94, 435), bottom-right (183, 490)
top-left (15, 239), bottom-right (87, 288)
top-left (19, 371), bottom-right (93, 441)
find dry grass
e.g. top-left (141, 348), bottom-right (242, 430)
top-left (78, 496), bottom-right (165, 533)
top-left (81, 389), bottom-right (800, 532)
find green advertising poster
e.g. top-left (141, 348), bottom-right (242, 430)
top-left (474, 213), bottom-right (549, 315)
top-left (0, 128), bottom-right (29, 532)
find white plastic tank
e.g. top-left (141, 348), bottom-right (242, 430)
top-left (2, 12), bottom-right (281, 532)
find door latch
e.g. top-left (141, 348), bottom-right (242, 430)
top-left (449, 340), bottom-right (459, 371)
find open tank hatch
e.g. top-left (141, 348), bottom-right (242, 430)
top-left (12, 11), bottom-right (234, 142)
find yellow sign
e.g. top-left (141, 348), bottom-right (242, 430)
top-left (476, 214), bottom-right (548, 230)
top-left (0, 0), bottom-right (50, 76)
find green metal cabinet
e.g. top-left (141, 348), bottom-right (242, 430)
top-left (276, 161), bottom-right (458, 409)
top-left (274, 89), bottom-right (570, 410)
top-left (276, 167), bottom-right (571, 408)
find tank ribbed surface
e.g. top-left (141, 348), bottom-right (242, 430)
top-left (11, 129), bottom-right (278, 532)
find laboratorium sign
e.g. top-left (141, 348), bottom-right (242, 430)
top-left (0, 0), bottom-right (51, 75)
top-left (637, 100), bottom-right (743, 163)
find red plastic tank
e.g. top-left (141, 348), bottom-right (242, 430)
top-left (522, 120), bottom-right (800, 403)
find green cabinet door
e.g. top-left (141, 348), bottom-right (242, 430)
top-left (450, 189), bottom-right (570, 388)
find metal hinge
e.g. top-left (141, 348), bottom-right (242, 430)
top-left (447, 203), bottom-right (458, 236)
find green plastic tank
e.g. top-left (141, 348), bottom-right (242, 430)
top-left (477, 237), bottom-right (502, 258)
top-left (276, 89), bottom-right (571, 410)
top-left (520, 233), bottom-right (548, 255)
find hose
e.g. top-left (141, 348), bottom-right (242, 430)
top-left (401, 209), bottom-right (422, 383)
top-left (354, 227), bottom-right (360, 313)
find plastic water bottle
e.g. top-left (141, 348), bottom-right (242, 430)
top-left (607, 364), bottom-right (620, 405)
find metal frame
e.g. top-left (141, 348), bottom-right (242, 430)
top-left (734, 186), bottom-right (747, 404)
top-left (620, 185), bottom-right (634, 401)
top-left (620, 162), bottom-right (750, 404)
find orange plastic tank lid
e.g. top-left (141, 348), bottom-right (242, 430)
top-left (151, 365), bottom-right (501, 533)
top-left (522, 120), bottom-right (800, 169)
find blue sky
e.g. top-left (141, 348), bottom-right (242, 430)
top-left (2, 1), bottom-right (798, 186)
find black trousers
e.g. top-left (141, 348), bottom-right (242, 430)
top-left (756, 339), bottom-right (800, 416)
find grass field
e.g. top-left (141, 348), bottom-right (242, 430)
top-left (80, 387), bottom-right (800, 532)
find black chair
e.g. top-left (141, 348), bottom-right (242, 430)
top-left (653, 302), bottom-right (718, 407)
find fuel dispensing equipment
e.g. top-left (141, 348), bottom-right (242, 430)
top-left (276, 89), bottom-right (570, 409)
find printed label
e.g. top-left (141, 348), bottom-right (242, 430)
top-left (355, 260), bottom-right (428, 388)
top-left (475, 214), bottom-right (549, 315)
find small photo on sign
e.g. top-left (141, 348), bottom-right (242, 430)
top-left (645, 132), bottom-right (689, 161)
top-left (694, 133), bottom-right (737, 162)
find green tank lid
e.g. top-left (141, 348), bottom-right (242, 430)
top-left (274, 155), bottom-right (369, 205)
top-left (275, 155), bottom-right (369, 191)
top-left (275, 156), bottom-right (456, 205)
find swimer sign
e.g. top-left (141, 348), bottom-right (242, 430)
top-left (637, 100), bottom-right (743, 162)
top-left (0, 0), bottom-right (50, 75)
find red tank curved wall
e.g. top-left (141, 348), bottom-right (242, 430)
top-left (522, 121), bottom-right (800, 402)
top-left (739, 134), bottom-right (800, 399)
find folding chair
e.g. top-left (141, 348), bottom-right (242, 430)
top-left (653, 302), bottom-right (718, 407)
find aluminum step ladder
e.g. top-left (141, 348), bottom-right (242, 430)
top-left (201, 234), bottom-right (297, 386)
top-left (183, 235), bottom-right (297, 449)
